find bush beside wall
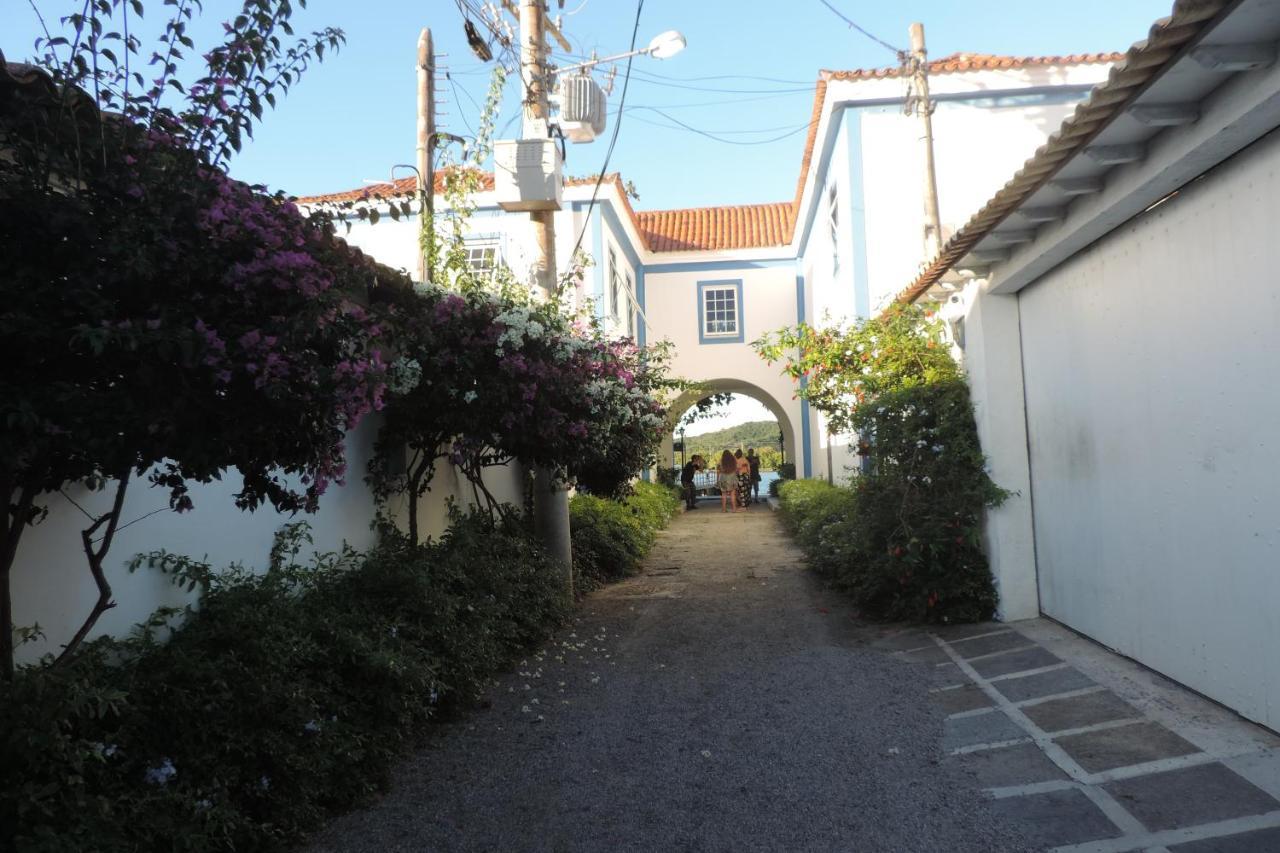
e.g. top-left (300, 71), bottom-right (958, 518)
top-left (569, 481), bottom-right (679, 593)
top-left (0, 513), bottom-right (570, 853)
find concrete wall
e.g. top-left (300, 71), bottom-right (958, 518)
top-left (1014, 131), bottom-right (1280, 728)
top-left (10, 419), bottom-right (525, 666)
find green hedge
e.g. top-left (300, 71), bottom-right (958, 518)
top-left (570, 481), bottom-right (679, 592)
top-left (0, 512), bottom-right (570, 853)
top-left (777, 380), bottom-right (1005, 624)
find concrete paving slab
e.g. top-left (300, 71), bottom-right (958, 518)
top-left (952, 742), bottom-right (1072, 788)
top-left (971, 646), bottom-right (1063, 679)
top-left (1169, 826), bottom-right (1280, 852)
top-left (944, 711), bottom-right (1028, 751)
top-left (992, 667), bottom-right (1098, 703)
top-left (986, 788), bottom-right (1123, 847)
top-left (929, 662), bottom-right (968, 689)
top-left (901, 645), bottom-right (953, 665)
top-left (932, 684), bottom-right (995, 715)
top-left (950, 631), bottom-right (1033, 660)
top-left (1103, 762), bottom-right (1280, 831)
top-left (1021, 690), bottom-right (1142, 734)
top-left (1224, 749), bottom-right (1280, 801)
top-left (1056, 721), bottom-right (1202, 774)
top-left (870, 631), bottom-right (932, 653)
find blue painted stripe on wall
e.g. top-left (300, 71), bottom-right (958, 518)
top-left (795, 272), bottom-right (813, 479)
top-left (845, 110), bottom-right (871, 320)
top-left (636, 268), bottom-right (646, 346)
top-left (644, 258), bottom-right (794, 275)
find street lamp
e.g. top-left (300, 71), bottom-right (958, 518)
top-left (552, 30), bottom-right (687, 76)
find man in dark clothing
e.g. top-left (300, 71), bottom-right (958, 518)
top-left (680, 455), bottom-right (704, 510)
top-left (747, 448), bottom-right (762, 504)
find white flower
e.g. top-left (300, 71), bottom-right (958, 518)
top-left (921, 476), bottom-right (932, 485)
top-left (260, 775), bottom-right (271, 791)
top-left (144, 758), bottom-right (178, 786)
top-left (195, 798), bottom-right (213, 811)
top-left (463, 390), bottom-right (478, 404)
top-left (932, 444), bottom-right (944, 453)
top-left (304, 720), bottom-right (321, 733)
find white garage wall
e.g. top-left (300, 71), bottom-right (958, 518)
top-left (1017, 131), bottom-right (1280, 728)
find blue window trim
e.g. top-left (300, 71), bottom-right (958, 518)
top-left (697, 279), bottom-right (744, 345)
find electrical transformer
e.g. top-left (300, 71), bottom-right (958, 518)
top-left (494, 137), bottom-right (563, 211)
top-left (556, 73), bottom-right (607, 144)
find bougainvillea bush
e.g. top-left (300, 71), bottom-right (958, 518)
top-left (367, 282), bottom-right (671, 540)
top-left (758, 304), bottom-right (1006, 623)
top-left (0, 1), bottom-right (393, 675)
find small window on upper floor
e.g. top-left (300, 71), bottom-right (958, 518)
top-left (702, 285), bottom-right (739, 337)
top-left (464, 242), bottom-right (500, 276)
top-left (827, 183), bottom-right (840, 276)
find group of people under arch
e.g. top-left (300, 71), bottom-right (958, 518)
top-left (679, 449), bottom-right (762, 513)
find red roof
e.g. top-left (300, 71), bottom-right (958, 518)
top-left (637, 203), bottom-right (795, 253)
top-left (295, 170), bottom-right (494, 204)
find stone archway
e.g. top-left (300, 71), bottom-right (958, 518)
top-left (661, 378), bottom-right (800, 478)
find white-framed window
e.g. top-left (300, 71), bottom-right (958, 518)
top-left (608, 245), bottom-right (622, 324)
top-left (702, 285), bottom-right (739, 337)
top-left (827, 183), bottom-right (840, 276)
top-left (464, 241), bottom-right (500, 276)
top-left (624, 269), bottom-right (635, 338)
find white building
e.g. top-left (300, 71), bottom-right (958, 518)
top-left (304, 51), bottom-right (1116, 483)
top-left (903, 0), bottom-right (1280, 729)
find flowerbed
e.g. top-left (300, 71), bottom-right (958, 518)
top-left (0, 515), bottom-right (570, 853)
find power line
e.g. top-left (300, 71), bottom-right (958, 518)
top-left (816, 0), bottom-right (905, 57)
top-left (566, 0), bottom-right (644, 272)
top-left (624, 110), bottom-right (812, 145)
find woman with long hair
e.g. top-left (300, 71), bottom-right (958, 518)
top-left (718, 450), bottom-right (738, 513)
top-left (734, 449), bottom-right (751, 512)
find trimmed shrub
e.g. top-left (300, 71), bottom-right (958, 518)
top-left (0, 513), bottom-right (569, 853)
top-left (569, 482), bottom-right (678, 593)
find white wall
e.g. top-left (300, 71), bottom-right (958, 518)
top-left (1015, 131), bottom-right (1280, 728)
top-left (11, 417), bottom-right (527, 665)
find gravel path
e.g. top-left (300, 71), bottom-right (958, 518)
top-left (307, 502), bottom-right (1032, 853)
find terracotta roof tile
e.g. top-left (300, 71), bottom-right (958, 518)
top-left (295, 170), bottom-right (494, 204)
top-left (635, 203), bottom-right (795, 253)
top-left (896, 3), bottom-right (1230, 304)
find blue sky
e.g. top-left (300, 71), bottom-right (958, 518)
top-left (6, 0), bottom-right (1170, 210)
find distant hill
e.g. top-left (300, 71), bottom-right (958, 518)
top-left (680, 420), bottom-right (780, 457)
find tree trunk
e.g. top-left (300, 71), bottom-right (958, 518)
top-left (54, 468), bottom-right (131, 668)
top-left (0, 476), bottom-right (35, 682)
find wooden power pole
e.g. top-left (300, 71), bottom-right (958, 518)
top-left (908, 22), bottom-right (944, 259)
top-left (517, 0), bottom-right (574, 584)
top-left (416, 28), bottom-right (435, 284)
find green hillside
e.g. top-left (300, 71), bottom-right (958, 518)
top-left (679, 420), bottom-right (781, 458)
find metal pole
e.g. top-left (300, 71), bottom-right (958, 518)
top-left (909, 22), bottom-right (944, 259)
top-left (416, 28), bottom-right (435, 284)
top-left (519, 0), bottom-right (573, 587)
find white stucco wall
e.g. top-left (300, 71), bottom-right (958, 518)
top-left (644, 263), bottom-right (807, 472)
top-left (1015, 131), bottom-right (1280, 729)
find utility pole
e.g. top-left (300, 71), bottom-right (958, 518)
top-left (517, 0), bottom-right (574, 586)
top-left (416, 28), bottom-right (435, 284)
top-left (908, 22), bottom-right (944, 259)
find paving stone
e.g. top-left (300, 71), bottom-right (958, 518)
top-left (952, 742), bottom-right (1071, 789)
top-left (971, 646), bottom-right (1062, 679)
top-left (901, 645), bottom-right (952, 665)
top-left (1022, 690), bottom-right (1141, 734)
top-left (1055, 721), bottom-right (1201, 774)
top-left (928, 662), bottom-right (968, 690)
top-left (1103, 762), bottom-right (1280, 831)
top-left (932, 684), bottom-right (995, 715)
top-left (986, 788), bottom-right (1123, 848)
top-left (943, 710), bottom-right (1027, 752)
top-left (950, 631), bottom-right (1033, 660)
top-left (992, 667), bottom-right (1097, 703)
top-left (1169, 827), bottom-right (1280, 852)
top-left (931, 622), bottom-right (1002, 642)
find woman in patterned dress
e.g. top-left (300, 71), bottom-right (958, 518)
top-left (734, 449), bottom-right (751, 512)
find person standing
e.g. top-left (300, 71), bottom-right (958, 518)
top-left (734, 449), bottom-right (751, 512)
top-left (717, 450), bottom-right (739, 513)
top-left (680, 454), bottom-right (704, 510)
top-left (747, 447), bottom-right (762, 504)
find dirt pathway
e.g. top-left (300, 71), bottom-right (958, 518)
top-left (306, 503), bottom-right (1031, 852)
